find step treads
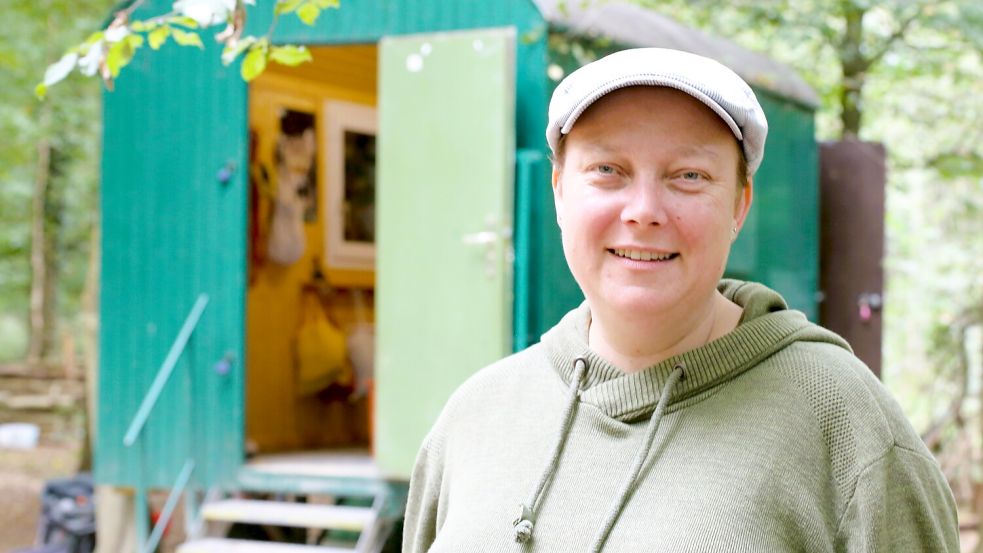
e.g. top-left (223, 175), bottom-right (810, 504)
top-left (201, 499), bottom-right (375, 531)
top-left (178, 538), bottom-right (354, 553)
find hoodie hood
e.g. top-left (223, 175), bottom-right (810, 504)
top-left (513, 279), bottom-right (853, 548)
top-left (541, 279), bottom-right (852, 422)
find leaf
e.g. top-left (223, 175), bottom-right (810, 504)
top-left (167, 15), bottom-right (201, 29)
top-left (42, 52), bottom-right (79, 87)
top-left (269, 45), bottom-right (312, 66)
top-left (103, 35), bottom-right (143, 79)
top-left (314, 0), bottom-right (340, 8)
top-left (171, 28), bottom-right (204, 49)
top-left (105, 40), bottom-right (133, 78)
top-left (241, 45), bottom-right (268, 81)
top-left (222, 36), bottom-right (256, 65)
top-left (149, 26), bottom-right (171, 50)
top-left (296, 3), bottom-right (320, 25)
top-left (275, 0), bottom-right (304, 15)
top-left (127, 34), bottom-right (145, 49)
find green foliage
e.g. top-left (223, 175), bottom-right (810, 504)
top-left (170, 27), bottom-right (203, 48)
top-left (148, 26), bottom-right (170, 50)
top-left (105, 34), bottom-right (145, 78)
top-left (275, 0), bottom-right (340, 25)
top-left (0, 0), bottom-right (114, 358)
top-left (37, 0), bottom-right (337, 97)
top-left (238, 39), bottom-right (315, 83)
top-left (269, 44), bottom-right (312, 66)
top-left (240, 38), bottom-right (269, 81)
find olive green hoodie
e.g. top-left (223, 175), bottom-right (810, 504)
top-left (403, 280), bottom-right (958, 552)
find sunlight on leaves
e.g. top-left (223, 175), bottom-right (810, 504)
top-left (269, 45), bottom-right (312, 66)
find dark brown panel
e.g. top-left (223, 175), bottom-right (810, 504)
top-left (819, 141), bottom-right (886, 377)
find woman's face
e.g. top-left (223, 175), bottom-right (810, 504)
top-left (552, 86), bottom-right (753, 320)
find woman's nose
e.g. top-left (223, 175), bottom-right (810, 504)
top-left (621, 182), bottom-right (667, 227)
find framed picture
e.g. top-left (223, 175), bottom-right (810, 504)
top-left (323, 100), bottom-right (378, 272)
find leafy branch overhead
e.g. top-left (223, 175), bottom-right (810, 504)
top-left (36, 0), bottom-right (337, 98)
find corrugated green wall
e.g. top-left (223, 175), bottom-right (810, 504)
top-left (732, 89), bottom-right (819, 320)
top-left (99, 0), bottom-right (552, 486)
top-left (98, 8), bottom-right (247, 487)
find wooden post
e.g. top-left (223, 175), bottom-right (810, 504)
top-left (818, 140), bottom-right (886, 377)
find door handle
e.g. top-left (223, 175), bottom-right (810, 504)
top-left (462, 217), bottom-right (512, 278)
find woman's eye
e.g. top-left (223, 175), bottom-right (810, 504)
top-left (681, 171), bottom-right (704, 181)
top-left (595, 164), bottom-right (616, 175)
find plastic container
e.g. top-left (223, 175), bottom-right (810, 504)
top-left (0, 422), bottom-right (41, 449)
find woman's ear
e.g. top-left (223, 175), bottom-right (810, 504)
top-left (733, 177), bottom-right (753, 232)
top-left (552, 165), bottom-right (564, 226)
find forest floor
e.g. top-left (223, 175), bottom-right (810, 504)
top-left (0, 373), bottom-right (85, 553)
top-left (0, 445), bottom-right (82, 553)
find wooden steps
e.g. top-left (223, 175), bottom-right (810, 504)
top-left (178, 451), bottom-right (402, 552)
top-left (201, 498), bottom-right (375, 532)
top-left (178, 537), bottom-right (354, 552)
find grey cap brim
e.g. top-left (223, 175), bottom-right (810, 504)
top-left (546, 48), bottom-right (768, 176)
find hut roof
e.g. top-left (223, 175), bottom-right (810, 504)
top-left (532, 0), bottom-right (819, 107)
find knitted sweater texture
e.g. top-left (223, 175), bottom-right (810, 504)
top-left (403, 280), bottom-right (959, 552)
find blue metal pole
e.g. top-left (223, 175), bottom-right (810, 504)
top-left (513, 149), bottom-right (543, 352)
top-left (124, 294), bottom-right (209, 447)
top-left (143, 460), bottom-right (196, 553)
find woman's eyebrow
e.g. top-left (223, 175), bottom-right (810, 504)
top-left (576, 139), bottom-right (727, 161)
top-left (578, 139), bottom-right (623, 156)
top-left (669, 144), bottom-right (724, 159)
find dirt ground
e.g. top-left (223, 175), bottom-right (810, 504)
top-left (0, 373), bottom-right (86, 553)
top-left (0, 444), bottom-right (82, 553)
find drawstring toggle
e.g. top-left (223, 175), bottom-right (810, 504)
top-left (510, 357), bottom-right (587, 544)
top-left (513, 504), bottom-right (535, 543)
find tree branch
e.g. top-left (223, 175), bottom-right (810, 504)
top-left (864, 4), bottom-right (926, 68)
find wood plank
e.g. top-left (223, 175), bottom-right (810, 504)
top-left (201, 499), bottom-right (374, 531)
top-left (246, 449), bottom-right (378, 479)
top-left (178, 538), bottom-right (353, 553)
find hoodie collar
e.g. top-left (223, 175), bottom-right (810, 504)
top-left (542, 280), bottom-right (844, 422)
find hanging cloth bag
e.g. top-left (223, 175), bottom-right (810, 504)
top-left (266, 171), bottom-right (307, 265)
top-left (346, 289), bottom-right (375, 399)
top-left (296, 292), bottom-right (348, 396)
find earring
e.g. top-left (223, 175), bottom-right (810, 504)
top-left (731, 227), bottom-right (738, 241)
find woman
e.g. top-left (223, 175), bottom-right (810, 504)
top-left (403, 48), bottom-right (958, 552)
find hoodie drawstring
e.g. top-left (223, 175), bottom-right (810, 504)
top-left (513, 357), bottom-right (588, 543)
top-left (589, 363), bottom-right (686, 552)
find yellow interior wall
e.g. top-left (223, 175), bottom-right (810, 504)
top-left (246, 45), bottom-right (377, 453)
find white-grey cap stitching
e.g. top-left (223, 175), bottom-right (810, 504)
top-left (547, 48), bottom-right (768, 176)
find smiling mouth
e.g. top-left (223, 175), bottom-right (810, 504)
top-left (610, 248), bottom-right (679, 262)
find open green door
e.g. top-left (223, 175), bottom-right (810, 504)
top-left (97, 42), bottom-right (246, 490)
top-left (376, 28), bottom-right (516, 479)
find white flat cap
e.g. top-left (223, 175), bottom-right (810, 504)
top-left (547, 48), bottom-right (769, 176)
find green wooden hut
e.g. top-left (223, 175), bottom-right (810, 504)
top-left (96, 1), bottom-right (818, 550)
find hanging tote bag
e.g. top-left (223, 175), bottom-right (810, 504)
top-left (295, 292), bottom-right (348, 396)
top-left (266, 171), bottom-right (307, 265)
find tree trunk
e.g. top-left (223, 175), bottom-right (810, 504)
top-left (837, 1), bottom-right (867, 138)
top-left (28, 104), bottom-right (54, 366)
top-left (79, 216), bottom-right (100, 472)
